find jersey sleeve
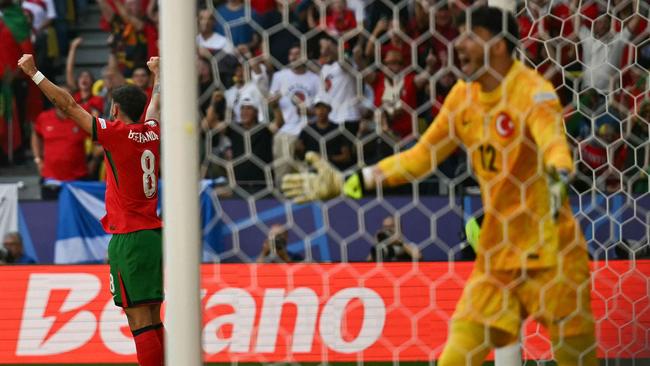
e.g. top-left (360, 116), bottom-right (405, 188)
top-left (525, 85), bottom-right (574, 173)
top-left (92, 117), bottom-right (122, 150)
top-left (376, 82), bottom-right (463, 187)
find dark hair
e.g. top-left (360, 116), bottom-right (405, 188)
top-left (78, 70), bottom-right (95, 83)
top-left (112, 85), bottom-right (148, 121)
top-left (458, 6), bottom-right (519, 55)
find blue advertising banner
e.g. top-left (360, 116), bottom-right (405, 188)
top-left (18, 181), bottom-right (649, 263)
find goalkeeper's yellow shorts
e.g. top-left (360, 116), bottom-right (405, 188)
top-left (452, 248), bottom-right (595, 339)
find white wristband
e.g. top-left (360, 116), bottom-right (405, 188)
top-left (32, 71), bottom-right (45, 85)
top-left (361, 166), bottom-right (376, 191)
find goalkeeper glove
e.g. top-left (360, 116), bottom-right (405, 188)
top-left (548, 168), bottom-right (570, 219)
top-left (464, 215), bottom-right (482, 252)
top-left (282, 152), bottom-right (344, 203)
top-left (281, 152), bottom-right (368, 203)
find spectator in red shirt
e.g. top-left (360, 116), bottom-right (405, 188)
top-left (65, 37), bottom-right (104, 117)
top-left (31, 102), bottom-right (90, 199)
top-left (323, 0), bottom-right (356, 36)
top-left (430, 3), bottom-right (459, 66)
top-left (143, 0), bottom-right (159, 59)
top-left (364, 49), bottom-right (434, 140)
top-left (365, 18), bottom-right (411, 68)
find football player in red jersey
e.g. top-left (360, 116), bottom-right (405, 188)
top-left (19, 54), bottom-right (165, 366)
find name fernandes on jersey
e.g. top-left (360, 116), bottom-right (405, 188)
top-left (128, 130), bottom-right (160, 143)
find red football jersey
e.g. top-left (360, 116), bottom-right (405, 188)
top-left (34, 109), bottom-right (89, 181)
top-left (93, 117), bottom-right (162, 234)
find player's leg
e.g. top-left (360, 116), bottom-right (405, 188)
top-left (439, 269), bottom-right (521, 366)
top-left (108, 230), bottom-right (164, 366)
top-left (125, 305), bottom-right (163, 366)
top-left (522, 259), bottom-right (597, 366)
top-left (438, 320), bottom-right (517, 366)
top-left (552, 332), bottom-right (597, 366)
top-left (548, 276), bottom-right (598, 366)
top-left (124, 305), bottom-right (155, 330)
top-left (150, 303), bottom-right (165, 361)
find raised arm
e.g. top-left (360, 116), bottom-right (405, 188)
top-left (145, 57), bottom-right (160, 121)
top-left (96, 0), bottom-right (116, 22)
top-left (18, 54), bottom-right (93, 134)
top-left (66, 37), bottom-right (83, 90)
top-left (365, 18), bottom-right (388, 59)
top-left (414, 51), bottom-right (438, 90)
top-left (113, 0), bottom-right (145, 31)
top-left (107, 53), bottom-right (127, 87)
top-left (146, 0), bottom-right (159, 23)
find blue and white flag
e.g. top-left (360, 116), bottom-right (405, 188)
top-left (54, 180), bottom-right (223, 264)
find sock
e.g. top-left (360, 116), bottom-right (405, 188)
top-left (132, 325), bottom-right (163, 366)
top-left (153, 323), bottom-right (164, 362)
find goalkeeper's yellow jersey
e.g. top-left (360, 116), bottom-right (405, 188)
top-left (378, 60), bottom-right (576, 271)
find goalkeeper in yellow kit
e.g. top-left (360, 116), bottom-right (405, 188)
top-left (282, 5), bottom-right (596, 366)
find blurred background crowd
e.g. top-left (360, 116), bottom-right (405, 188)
top-left (1, 0), bottom-right (649, 199)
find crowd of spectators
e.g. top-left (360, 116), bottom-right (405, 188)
top-left (1, 0), bottom-right (649, 199)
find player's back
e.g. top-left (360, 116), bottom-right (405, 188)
top-left (93, 117), bottom-right (162, 234)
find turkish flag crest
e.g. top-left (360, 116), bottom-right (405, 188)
top-left (494, 112), bottom-right (515, 138)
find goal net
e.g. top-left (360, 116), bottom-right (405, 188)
top-left (197, 0), bottom-right (650, 363)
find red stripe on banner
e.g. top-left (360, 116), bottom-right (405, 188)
top-left (0, 261), bottom-right (647, 363)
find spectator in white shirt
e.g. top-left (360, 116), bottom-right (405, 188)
top-left (317, 36), bottom-right (361, 130)
top-left (577, 6), bottom-right (640, 93)
top-left (224, 60), bottom-right (268, 123)
top-left (197, 8), bottom-right (235, 59)
top-left (22, 0), bottom-right (56, 35)
top-left (269, 44), bottom-right (321, 185)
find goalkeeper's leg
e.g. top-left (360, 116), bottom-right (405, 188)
top-left (438, 320), bottom-right (517, 366)
top-left (552, 330), bottom-right (598, 366)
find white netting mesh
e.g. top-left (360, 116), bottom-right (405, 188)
top-left (197, 0), bottom-right (650, 363)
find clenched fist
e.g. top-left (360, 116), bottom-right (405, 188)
top-left (17, 54), bottom-right (37, 78)
top-left (147, 57), bottom-right (160, 75)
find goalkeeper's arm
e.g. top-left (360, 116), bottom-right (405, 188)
top-left (282, 117), bottom-right (458, 203)
top-left (18, 54), bottom-right (93, 134)
top-left (282, 83), bottom-right (464, 203)
top-left (526, 94), bottom-right (575, 218)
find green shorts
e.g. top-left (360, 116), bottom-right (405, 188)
top-left (108, 229), bottom-right (163, 307)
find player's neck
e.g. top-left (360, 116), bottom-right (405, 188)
top-left (117, 113), bottom-right (136, 124)
top-left (478, 58), bottom-right (515, 93)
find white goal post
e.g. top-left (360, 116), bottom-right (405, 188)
top-left (160, 0), bottom-right (202, 365)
